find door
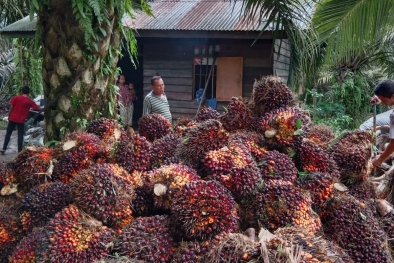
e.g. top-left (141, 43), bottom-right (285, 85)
top-left (216, 57), bottom-right (243, 101)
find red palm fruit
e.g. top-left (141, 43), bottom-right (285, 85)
top-left (138, 114), bottom-right (172, 142)
top-left (321, 195), bottom-right (388, 262)
top-left (21, 182), bottom-right (71, 227)
top-left (9, 228), bottom-right (45, 263)
top-left (295, 139), bottom-right (340, 179)
top-left (252, 75), bottom-right (294, 116)
top-left (0, 203), bottom-right (24, 262)
top-left (43, 204), bottom-right (115, 263)
top-left (220, 97), bottom-right (256, 132)
top-left (306, 124), bottom-right (336, 150)
top-left (243, 181), bottom-right (321, 233)
top-left (196, 107), bottom-right (221, 122)
top-left (71, 164), bottom-right (134, 228)
top-left (328, 130), bottom-right (373, 181)
top-left (295, 172), bottom-right (334, 207)
top-left (145, 164), bottom-right (200, 211)
top-left (171, 180), bottom-right (239, 241)
top-left (257, 107), bottom-right (310, 150)
top-left (174, 118), bottom-right (198, 137)
top-left (176, 119), bottom-right (229, 164)
top-left (118, 215), bottom-right (177, 263)
top-left (228, 131), bottom-right (268, 162)
top-left (258, 150), bottom-right (297, 183)
top-left (150, 133), bottom-right (182, 168)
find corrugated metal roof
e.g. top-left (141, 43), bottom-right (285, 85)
top-left (1, 15), bottom-right (37, 32)
top-left (125, 0), bottom-right (271, 31)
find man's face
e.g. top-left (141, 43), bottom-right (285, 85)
top-left (377, 95), bottom-right (394, 106)
top-left (152, 78), bottom-right (165, 96)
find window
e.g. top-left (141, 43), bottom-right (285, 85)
top-left (194, 57), bottom-right (217, 100)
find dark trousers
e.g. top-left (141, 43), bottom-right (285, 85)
top-left (3, 120), bottom-right (25, 152)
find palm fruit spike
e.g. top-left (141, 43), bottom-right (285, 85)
top-left (150, 133), bottom-right (182, 168)
top-left (174, 118), bottom-right (198, 136)
top-left (43, 204), bottom-right (115, 263)
top-left (202, 142), bottom-right (253, 177)
top-left (207, 233), bottom-right (262, 263)
top-left (13, 146), bottom-right (54, 189)
top-left (267, 226), bottom-right (354, 263)
top-left (171, 180), bottom-right (239, 240)
top-left (294, 172), bottom-right (334, 208)
top-left (86, 117), bottom-right (123, 142)
top-left (218, 163), bottom-right (262, 203)
top-left (56, 132), bottom-right (101, 158)
top-left (71, 164), bottom-right (134, 229)
top-left (133, 134), bottom-right (152, 171)
top-left (306, 124), bottom-right (336, 150)
top-left (252, 75), bottom-right (294, 116)
top-left (52, 147), bottom-right (93, 183)
top-left (145, 164), bottom-right (200, 211)
top-left (0, 203), bottom-right (24, 262)
top-left (132, 186), bottom-right (156, 217)
top-left (20, 211), bottom-right (32, 232)
top-left (346, 180), bottom-right (377, 201)
top-left (118, 215), bottom-right (177, 263)
top-left (321, 195), bottom-right (389, 262)
top-left (328, 130), bottom-right (373, 181)
top-left (196, 106), bottom-right (221, 122)
top-left (257, 107), bottom-right (310, 150)
top-left (114, 140), bottom-right (135, 173)
top-left (257, 150), bottom-right (297, 183)
top-left (9, 228), bottom-right (45, 263)
top-left (228, 131), bottom-right (268, 162)
top-left (295, 139), bottom-right (340, 179)
top-left (176, 119), bottom-right (229, 164)
top-left (220, 97), bottom-right (256, 132)
top-left (0, 161), bottom-right (15, 185)
top-left (21, 182), bottom-right (70, 227)
top-left (243, 181), bottom-right (321, 233)
top-left (138, 114), bottom-right (172, 142)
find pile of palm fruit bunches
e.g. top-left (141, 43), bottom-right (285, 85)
top-left (1, 75), bottom-right (393, 263)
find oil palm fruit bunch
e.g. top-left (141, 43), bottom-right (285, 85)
top-left (252, 75), bottom-right (294, 116)
top-left (243, 181), bottom-right (321, 233)
top-left (114, 139), bottom-right (135, 173)
top-left (138, 114), bottom-right (172, 142)
top-left (43, 204), bottom-right (115, 263)
top-left (13, 146), bottom-right (54, 189)
top-left (219, 163), bottom-right (262, 203)
top-left (132, 185), bottom-right (156, 217)
top-left (171, 180), bottom-right (239, 240)
top-left (145, 164), bottom-right (200, 211)
top-left (346, 180), bottom-right (377, 201)
top-left (295, 172), bottom-right (334, 208)
top-left (0, 203), bottom-right (25, 262)
top-left (9, 228), bottom-right (45, 263)
top-left (117, 215), bottom-right (177, 263)
top-left (71, 164), bottom-right (135, 229)
top-left (207, 232), bottom-right (262, 263)
top-left (174, 118), bottom-right (198, 136)
top-left (268, 226), bottom-right (354, 263)
top-left (328, 130), bottom-right (373, 181)
top-left (0, 161), bottom-right (16, 185)
top-left (228, 131), bottom-right (268, 163)
top-left (52, 147), bottom-right (93, 183)
top-left (176, 119), bottom-right (229, 165)
top-left (321, 195), bottom-right (389, 262)
top-left (57, 132), bottom-right (101, 158)
top-left (306, 124), bottom-right (336, 150)
top-left (196, 106), bottom-right (221, 122)
top-left (257, 107), bottom-right (310, 150)
top-left (150, 134), bottom-right (182, 168)
top-left (86, 117), bottom-right (124, 142)
top-left (257, 150), bottom-right (297, 183)
top-left (294, 139), bottom-right (340, 179)
top-left (220, 97), bottom-right (256, 132)
top-left (132, 134), bottom-right (152, 171)
top-left (21, 182), bottom-right (71, 227)
top-left (202, 143), bottom-right (253, 177)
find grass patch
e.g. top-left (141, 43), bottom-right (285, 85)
top-left (0, 115), bottom-right (8, 130)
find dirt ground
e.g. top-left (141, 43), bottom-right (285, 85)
top-left (0, 130), bottom-right (18, 163)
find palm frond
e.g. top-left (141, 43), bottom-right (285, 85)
top-left (0, 48), bottom-right (16, 80)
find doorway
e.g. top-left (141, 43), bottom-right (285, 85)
top-left (117, 48), bottom-right (144, 128)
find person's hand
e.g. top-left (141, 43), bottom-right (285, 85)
top-left (372, 157), bottom-right (383, 168)
top-left (370, 95), bottom-right (381, 105)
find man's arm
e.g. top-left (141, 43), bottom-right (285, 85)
top-left (373, 139), bottom-right (394, 167)
top-left (142, 97), bottom-right (151, 115)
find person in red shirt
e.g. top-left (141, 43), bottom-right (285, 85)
top-left (1, 86), bottom-right (42, 154)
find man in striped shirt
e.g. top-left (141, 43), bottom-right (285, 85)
top-left (143, 76), bottom-right (172, 123)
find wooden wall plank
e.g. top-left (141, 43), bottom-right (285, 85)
top-left (143, 69), bottom-right (192, 78)
top-left (143, 77), bottom-right (192, 85)
top-left (144, 60), bottom-right (192, 69)
top-left (143, 85), bottom-right (192, 93)
top-left (143, 91), bottom-right (192, 101)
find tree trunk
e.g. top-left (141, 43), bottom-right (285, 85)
top-left (37, 0), bottom-right (121, 142)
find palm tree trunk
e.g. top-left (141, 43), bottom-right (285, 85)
top-left (38, 1), bottom-right (121, 141)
